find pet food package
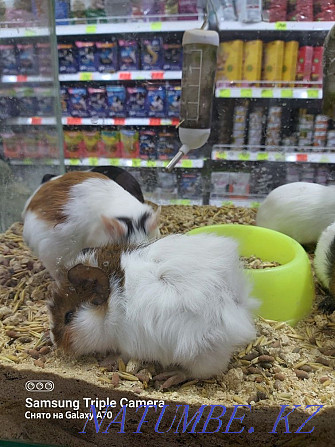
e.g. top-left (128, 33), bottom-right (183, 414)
top-left (166, 85), bottom-right (181, 118)
top-left (219, 0), bottom-right (237, 21)
top-left (242, 40), bottom-right (263, 86)
top-left (228, 172), bottom-right (250, 195)
top-left (313, 115), bottom-right (329, 149)
top-left (4, 0), bottom-right (34, 24)
top-left (262, 41), bottom-right (284, 87)
top-left (147, 85), bottom-right (166, 118)
top-left (141, 37), bottom-right (163, 70)
top-left (63, 130), bottom-right (84, 158)
top-left (87, 87), bottom-right (108, 118)
top-left (231, 102), bottom-right (248, 146)
top-left (15, 87), bottom-right (37, 117)
top-left (58, 43), bottom-right (78, 74)
top-left (265, 106), bottom-right (282, 148)
top-left (139, 130), bottom-right (157, 159)
top-left (17, 44), bottom-right (38, 75)
top-left (94, 41), bottom-right (118, 73)
top-left (34, 88), bottom-right (54, 116)
top-left (0, 44), bottom-right (18, 75)
top-left (236, 0), bottom-right (262, 22)
top-left (0, 89), bottom-right (18, 119)
top-left (104, 0), bottom-right (131, 17)
top-left (60, 87), bottom-right (69, 116)
top-left (263, 0), bottom-right (287, 22)
top-left (216, 41), bottom-right (244, 85)
top-left (156, 171), bottom-right (178, 201)
top-left (162, 43), bottom-right (183, 70)
top-left (327, 130), bottom-right (335, 148)
top-left (23, 130), bottom-right (40, 159)
top-left (210, 172), bottom-right (230, 200)
top-left (36, 43), bottom-right (52, 76)
top-left (1, 132), bottom-right (24, 159)
top-left (106, 85), bottom-right (126, 117)
top-left (101, 130), bottom-right (121, 158)
top-left (248, 106), bottom-right (265, 149)
top-left (179, 172), bottom-right (202, 200)
top-left (120, 129), bottom-right (140, 158)
top-left (296, 46), bottom-right (313, 85)
top-left (75, 41), bottom-right (95, 72)
top-left (67, 87), bottom-right (89, 117)
top-left (118, 40), bottom-right (140, 71)
top-left (37, 128), bottom-right (59, 159)
top-left (296, 0), bottom-right (313, 20)
top-left (178, 0), bottom-right (198, 20)
top-left (55, 0), bottom-right (70, 25)
top-left (126, 87), bottom-right (147, 118)
top-left (298, 109), bottom-right (314, 147)
top-left (81, 130), bottom-right (104, 157)
top-left (282, 41), bottom-right (299, 85)
top-left (157, 131), bottom-right (178, 159)
top-left (311, 47), bottom-right (324, 86)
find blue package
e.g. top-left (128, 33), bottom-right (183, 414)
top-left (68, 88), bottom-right (89, 118)
top-left (106, 86), bottom-right (126, 117)
top-left (34, 88), bottom-right (54, 116)
top-left (141, 37), bottom-right (163, 70)
top-left (0, 89), bottom-right (19, 119)
top-left (157, 131), bottom-right (178, 160)
top-left (163, 43), bottom-right (183, 70)
top-left (126, 87), bottom-right (147, 118)
top-left (55, 0), bottom-right (70, 25)
top-left (88, 87), bottom-right (108, 118)
top-left (166, 85), bottom-right (181, 118)
top-left (0, 44), bottom-right (18, 75)
top-left (76, 41), bottom-right (96, 72)
top-left (179, 172), bottom-right (203, 199)
top-left (118, 40), bottom-right (139, 71)
top-left (95, 41), bottom-right (118, 73)
top-left (58, 43), bottom-right (78, 74)
top-left (15, 87), bottom-right (37, 117)
top-left (147, 85), bottom-right (166, 118)
top-left (60, 87), bottom-right (69, 116)
top-left (139, 130), bottom-right (157, 159)
top-left (17, 44), bottom-right (38, 75)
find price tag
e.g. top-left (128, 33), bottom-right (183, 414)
top-left (79, 72), bottom-right (93, 81)
top-left (88, 157), bottom-right (99, 166)
top-left (307, 89), bottom-right (319, 99)
top-left (162, 160), bottom-right (170, 167)
top-left (241, 88), bottom-right (252, 98)
top-left (281, 89), bottom-right (293, 98)
top-left (31, 117), bottom-right (42, 125)
top-left (275, 22), bottom-right (287, 30)
top-left (261, 89), bottom-right (273, 98)
top-left (66, 117), bottom-right (83, 125)
top-left (69, 159), bottom-right (80, 165)
top-left (118, 72), bottom-right (132, 80)
top-left (222, 201), bottom-right (233, 206)
top-left (109, 158), bottom-right (120, 166)
top-left (256, 152), bottom-right (268, 161)
top-left (149, 118), bottom-right (161, 126)
top-left (86, 25), bottom-right (97, 34)
top-left (219, 89), bottom-right (231, 98)
top-left (319, 156), bottom-right (330, 163)
top-left (17, 75), bottom-right (28, 82)
top-left (215, 151), bottom-right (227, 160)
top-left (23, 158), bottom-right (33, 165)
top-left (150, 22), bottom-right (162, 31)
top-left (250, 201), bottom-right (261, 208)
top-left (181, 159), bottom-right (193, 168)
top-left (238, 152), bottom-right (250, 161)
top-left (132, 159), bottom-right (141, 167)
top-left (24, 28), bottom-right (37, 36)
top-left (296, 153), bottom-right (308, 162)
top-left (171, 199), bottom-right (191, 205)
top-left (146, 160), bottom-right (157, 167)
top-left (113, 118), bottom-right (126, 126)
top-left (171, 118), bottom-right (179, 126)
top-left (151, 72), bottom-right (164, 80)
top-left (275, 153), bottom-right (285, 161)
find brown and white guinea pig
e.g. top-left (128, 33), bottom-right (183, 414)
top-left (22, 171), bottom-right (160, 280)
top-left (256, 182), bottom-right (335, 245)
top-left (48, 233), bottom-right (258, 380)
top-left (314, 221), bottom-right (335, 313)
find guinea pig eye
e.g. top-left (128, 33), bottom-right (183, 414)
top-left (64, 311), bottom-right (74, 325)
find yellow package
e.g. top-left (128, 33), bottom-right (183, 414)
top-left (242, 40), bottom-right (263, 86)
top-left (262, 41), bottom-right (284, 87)
top-left (282, 41), bottom-right (299, 85)
top-left (216, 40), bottom-right (244, 85)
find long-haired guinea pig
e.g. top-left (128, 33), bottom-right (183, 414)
top-left (314, 221), bottom-right (335, 313)
top-left (22, 171), bottom-right (160, 280)
top-left (256, 182), bottom-right (335, 244)
top-left (48, 233), bottom-right (258, 381)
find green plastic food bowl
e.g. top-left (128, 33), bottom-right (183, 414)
top-left (187, 224), bottom-right (315, 326)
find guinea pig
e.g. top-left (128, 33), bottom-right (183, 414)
top-left (256, 182), bottom-right (335, 245)
top-left (48, 233), bottom-right (259, 386)
top-left (22, 171), bottom-right (160, 280)
top-left (314, 221), bottom-right (335, 313)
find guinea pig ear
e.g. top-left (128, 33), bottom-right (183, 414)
top-left (101, 215), bottom-right (128, 239)
top-left (67, 264), bottom-right (110, 305)
top-left (145, 206), bottom-right (161, 234)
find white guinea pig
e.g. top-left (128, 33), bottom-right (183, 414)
top-left (314, 221), bottom-right (335, 313)
top-left (22, 171), bottom-right (160, 280)
top-left (48, 233), bottom-right (258, 383)
top-left (256, 182), bottom-right (335, 244)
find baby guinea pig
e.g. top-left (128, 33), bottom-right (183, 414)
top-left (314, 221), bottom-right (335, 313)
top-left (48, 233), bottom-right (259, 383)
top-left (22, 171), bottom-right (160, 280)
top-left (256, 182), bottom-right (335, 245)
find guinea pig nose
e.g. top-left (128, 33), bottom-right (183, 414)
top-left (64, 311), bottom-right (74, 325)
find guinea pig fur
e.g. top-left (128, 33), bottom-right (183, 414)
top-left (256, 182), bottom-right (335, 244)
top-left (314, 221), bottom-right (335, 313)
top-left (48, 233), bottom-right (258, 380)
top-left (22, 171), bottom-right (160, 280)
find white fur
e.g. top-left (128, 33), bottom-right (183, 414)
top-left (67, 233), bottom-right (259, 378)
top-left (22, 177), bottom-right (160, 279)
top-left (314, 221), bottom-right (335, 288)
top-left (256, 182), bottom-right (335, 244)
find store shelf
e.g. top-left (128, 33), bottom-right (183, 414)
top-left (62, 117), bottom-right (180, 126)
top-left (58, 71), bottom-right (182, 82)
top-left (64, 157), bottom-right (204, 168)
top-left (0, 26), bottom-right (49, 39)
top-left (9, 158), bottom-right (60, 166)
top-left (6, 117), bottom-right (57, 125)
top-left (212, 148), bottom-right (335, 164)
top-left (215, 86), bottom-right (322, 99)
top-left (218, 20), bottom-right (334, 32)
top-left (1, 75), bottom-right (52, 83)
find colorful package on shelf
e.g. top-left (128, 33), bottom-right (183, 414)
top-left (70, 0), bottom-right (87, 24)
top-left (311, 47), bottom-right (324, 85)
top-left (31, 0), bottom-right (49, 24)
top-left (248, 106), bottom-right (265, 149)
top-left (313, 114), bottom-right (329, 148)
top-left (296, 46), bottom-right (313, 85)
top-left (298, 108), bottom-right (314, 148)
top-left (262, 41), bottom-right (284, 87)
top-left (157, 130), bottom-right (178, 159)
top-left (120, 129), bottom-right (140, 158)
top-left (216, 40), bottom-right (244, 85)
top-left (87, 87), bottom-right (108, 118)
top-left (164, 0), bottom-right (178, 18)
top-left (0, 44), bottom-right (18, 75)
top-left (34, 87), bottom-right (54, 116)
top-left (55, 0), bottom-right (70, 25)
top-left (231, 102), bottom-right (248, 146)
top-left (60, 87), bottom-right (69, 116)
top-left (63, 130), bottom-right (84, 158)
top-left (139, 130), bottom-right (157, 159)
top-left (296, 0), bottom-right (313, 21)
top-left (327, 130), bottom-right (335, 148)
top-left (37, 128), bottom-right (59, 159)
top-left (140, 37), bottom-right (164, 70)
top-left (126, 86), bottom-right (147, 117)
top-left (0, 88), bottom-right (19, 119)
top-left (5, 1), bottom-right (34, 25)
top-left (94, 41), bottom-right (118, 73)
top-left (147, 84), bottom-right (166, 118)
top-left (1, 132), bottom-right (24, 159)
top-left (36, 43), bottom-right (52, 76)
top-left (179, 172), bottom-right (202, 200)
top-left (156, 172), bottom-right (178, 201)
top-left (316, 0), bottom-right (335, 21)
top-left (101, 130), bottom-right (122, 158)
top-left (178, 0), bottom-right (198, 20)
top-left (228, 172), bottom-right (250, 196)
top-left (166, 85), bottom-right (181, 118)
top-left (15, 87), bottom-right (37, 117)
top-left (263, 0), bottom-right (288, 22)
top-left (210, 172), bottom-right (230, 198)
top-left (23, 131), bottom-right (40, 159)
top-left (75, 41), bottom-right (96, 72)
top-left (220, 0), bottom-right (237, 21)
top-left (85, 0), bottom-right (106, 23)
top-left (282, 41), bottom-right (299, 85)
top-left (81, 130), bottom-right (105, 157)
top-left (58, 43), bottom-right (78, 74)
top-left (16, 44), bottom-right (38, 76)
top-left (118, 40), bottom-right (140, 71)
top-left (162, 43), bottom-right (183, 70)
top-left (106, 85), bottom-right (126, 117)
top-left (265, 106), bottom-right (282, 148)
top-left (242, 40), bottom-right (263, 86)
top-left (67, 87), bottom-right (90, 117)
top-left (104, 0), bottom-right (132, 18)
top-left (235, 0), bottom-right (262, 22)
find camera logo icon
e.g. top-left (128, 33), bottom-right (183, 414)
top-left (25, 380), bottom-right (54, 392)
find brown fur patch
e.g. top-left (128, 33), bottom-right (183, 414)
top-left (26, 171), bottom-right (107, 224)
top-left (329, 263), bottom-right (335, 301)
